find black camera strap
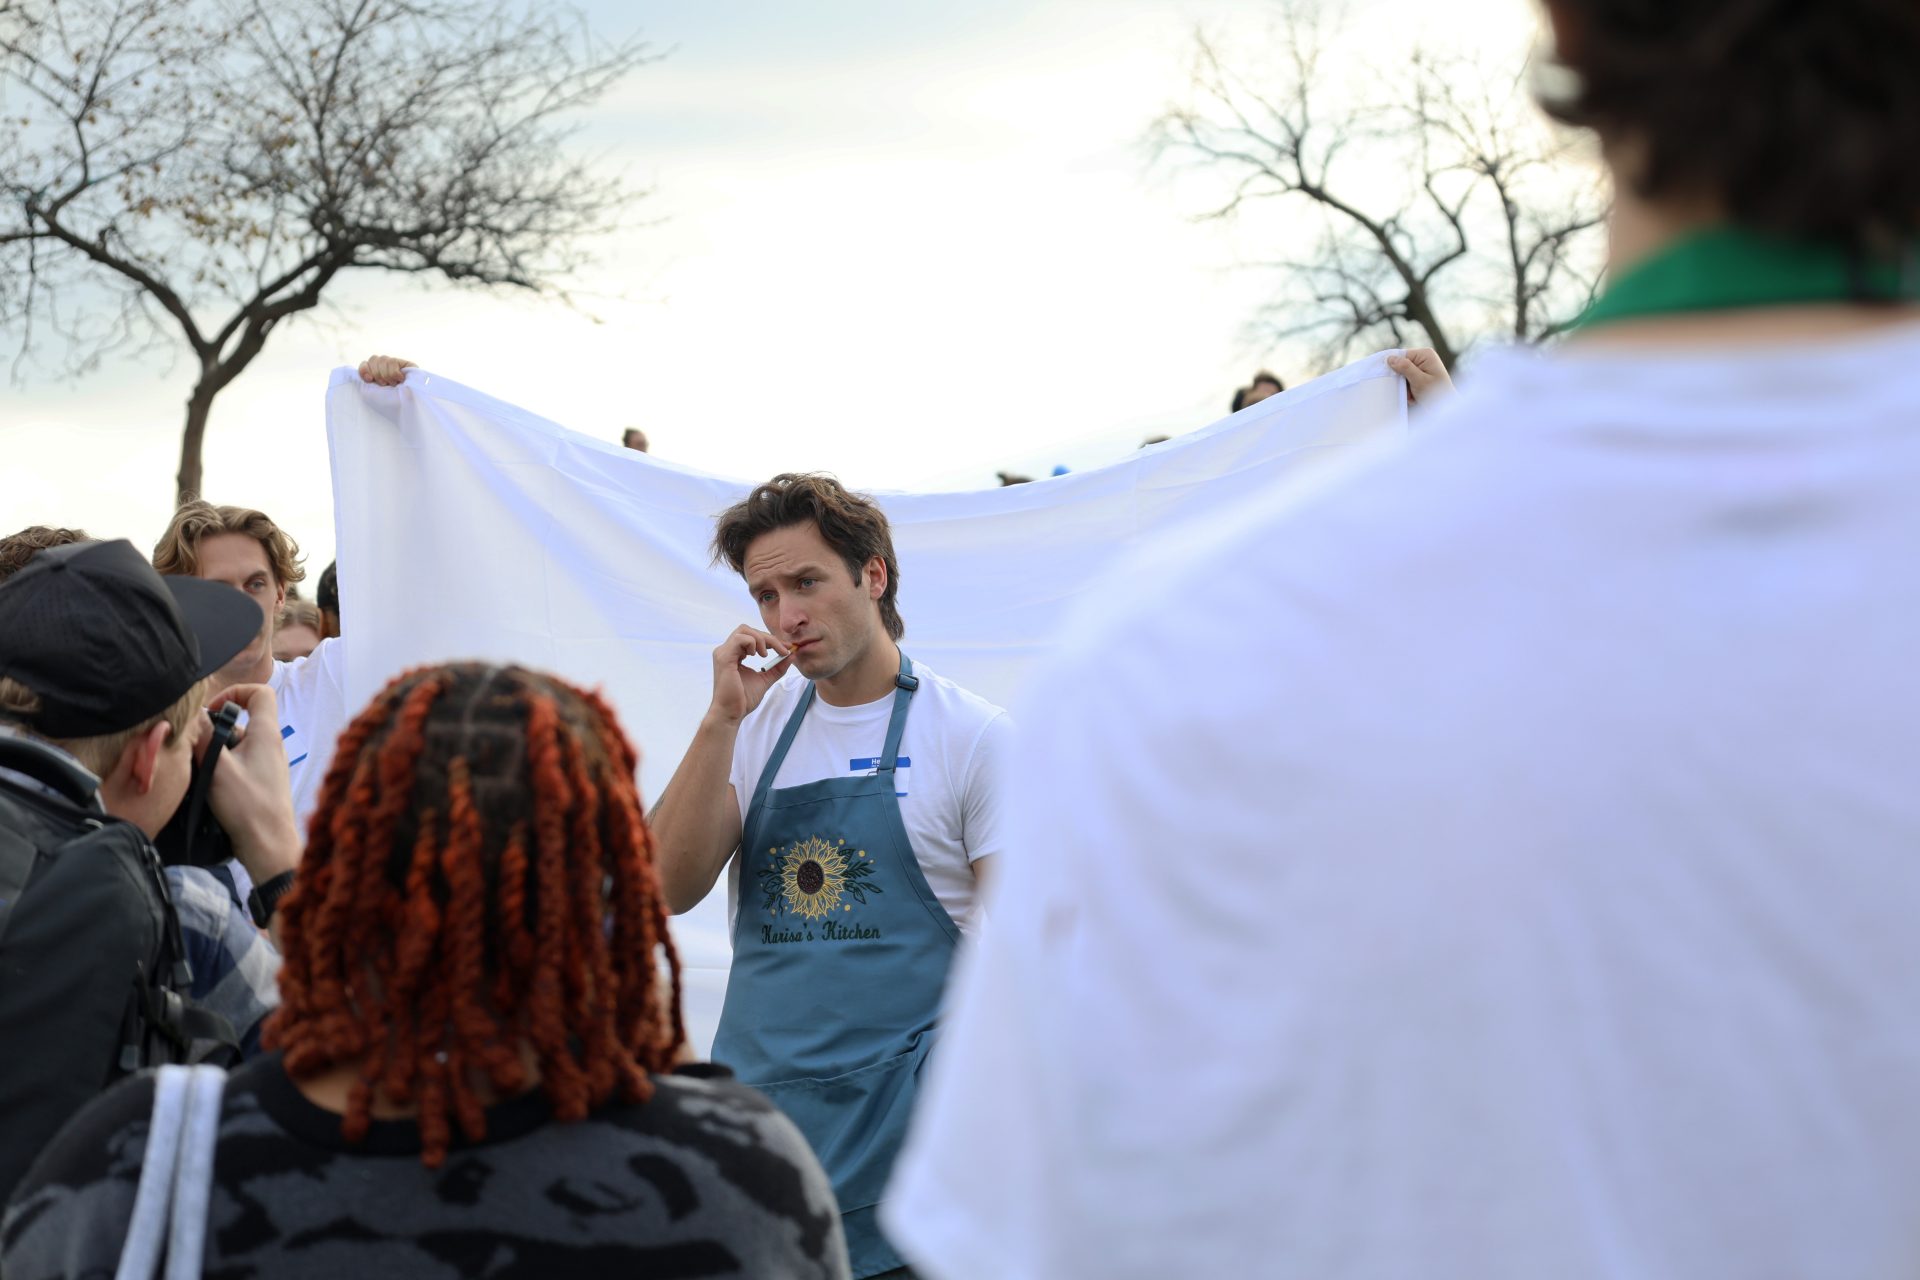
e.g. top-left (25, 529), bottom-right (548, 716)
top-left (154, 705), bottom-right (240, 870)
top-left (175, 705), bottom-right (239, 863)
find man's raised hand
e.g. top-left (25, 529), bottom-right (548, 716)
top-left (710, 625), bottom-right (791, 725)
top-left (1387, 348), bottom-right (1456, 408)
top-left (357, 354), bottom-right (417, 387)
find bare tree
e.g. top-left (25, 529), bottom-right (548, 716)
top-left (1154, 11), bottom-right (1606, 372)
top-left (0, 0), bottom-right (653, 502)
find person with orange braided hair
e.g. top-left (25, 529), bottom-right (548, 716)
top-left (3, 662), bottom-right (850, 1280)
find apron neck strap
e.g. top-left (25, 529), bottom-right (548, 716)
top-left (876, 650), bottom-right (917, 774)
top-left (1571, 226), bottom-right (1920, 332)
top-left (753, 680), bottom-right (817, 810)
top-left (749, 649), bottom-right (920, 804)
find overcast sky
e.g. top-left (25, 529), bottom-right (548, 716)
top-left (2, 0), bottom-right (1539, 575)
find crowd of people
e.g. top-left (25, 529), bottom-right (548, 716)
top-left (4, 0), bottom-right (1920, 1276)
top-left (0, 510), bottom-right (853, 1276)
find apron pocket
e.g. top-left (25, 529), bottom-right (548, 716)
top-left (753, 1034), bottom-right (936, 1214)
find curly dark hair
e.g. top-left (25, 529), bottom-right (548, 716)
top-left (266, 663), bottom-right (685, 1167)
top-left (0, 526), bottom-right (90, 583)
top-left (713, 473), bottom-right (904, 640)
top-left (1543, 0), bottom-right (1920, 249)
top-left (316, 560), bottom-right (339, 618)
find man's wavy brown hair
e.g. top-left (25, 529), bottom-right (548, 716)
top-left (713, 472), bottom-right (905, 640)
top-left (266, 663), bottom-right (685, 1167)
top-left (152, 501), bottom-right (306, 590)
top-left (1543, 0), bottom-right (1920, 250)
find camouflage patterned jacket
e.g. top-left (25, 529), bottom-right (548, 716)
top-left (2, 1054), bottom-right (849, 1279)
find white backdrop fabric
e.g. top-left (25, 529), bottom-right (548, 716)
top-left (325, 352), bottom-right (1406, 1051)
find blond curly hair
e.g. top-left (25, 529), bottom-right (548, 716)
top-left (152, 501), bottom-right (305, 589)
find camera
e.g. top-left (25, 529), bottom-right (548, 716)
top-left (152, 702), bottom-right (239, 868)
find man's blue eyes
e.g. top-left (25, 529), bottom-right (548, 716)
top-left (758, 579), bottom-right (816, 602)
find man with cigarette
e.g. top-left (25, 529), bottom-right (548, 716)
top-left (649, 472), bottom-right (1010, 1280)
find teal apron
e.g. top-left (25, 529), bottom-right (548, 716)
top-left (713, 650), bottom-right (961, 1278)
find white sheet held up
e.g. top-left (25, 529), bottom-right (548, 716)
top-left (325, 354), bottom-right (1406, 1050)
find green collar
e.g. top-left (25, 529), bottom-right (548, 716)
top-left (1573, 226), bottom-right (1920, 331)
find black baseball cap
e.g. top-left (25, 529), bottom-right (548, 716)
top-left (0, 539), bottom-right (263, 737)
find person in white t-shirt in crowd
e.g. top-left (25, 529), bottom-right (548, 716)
top-left (151, 503), bottom-right (347, 841)
top-left (886, 2), bottom-right (1920, 1278)
top-left (649, 473), bottom-right (1009, 1280)
top-left (143, 357), bottom-right (420, 843)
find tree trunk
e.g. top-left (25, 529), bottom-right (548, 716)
top-left (176, 381), bottom-right (215, 507)
top-left (173, 315), bottom-right (287, 506)
top-left (1403, 289), bottom-right (1460, 371)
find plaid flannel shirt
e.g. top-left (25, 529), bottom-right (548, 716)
top-left (163, 865), bottom-right (280, 1056)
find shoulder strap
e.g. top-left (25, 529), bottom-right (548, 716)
top-left (0, 822), bottom-right (39, 953)
top-left (0, 780), bottom-right (95, 953)
top-left (135, 981), bottom-right (241, 1069)
top-left (165, 1065), bottom-right (226, 1280)
top-left (114, 1064), bottom-right (226, 1280)
top-left (116, 1067), bottom-right (192, 1280)
top-left (875, 651), bottom-right (918, 774)
top-left (751, 681), bottom-right (818, 810)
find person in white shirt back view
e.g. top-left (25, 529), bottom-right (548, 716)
top-left (884, 3), bottom-right (1920, 1279)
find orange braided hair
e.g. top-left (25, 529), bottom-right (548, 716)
top-left (265, 663), bottom-right (685, 1166)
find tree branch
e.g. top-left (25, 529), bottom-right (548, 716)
top-left (1152, 9), bottom-right (1606, 372)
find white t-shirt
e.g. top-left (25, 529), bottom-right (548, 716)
top-left (887, 325), bottom-right (1920, 1280)
top-left (726, 658), bottom-right (1009, 936)
top-left (269, 636), bottom-right (348, 837)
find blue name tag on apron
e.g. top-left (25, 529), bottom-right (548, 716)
top-left (848, 755), bottom-right (909, 797)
